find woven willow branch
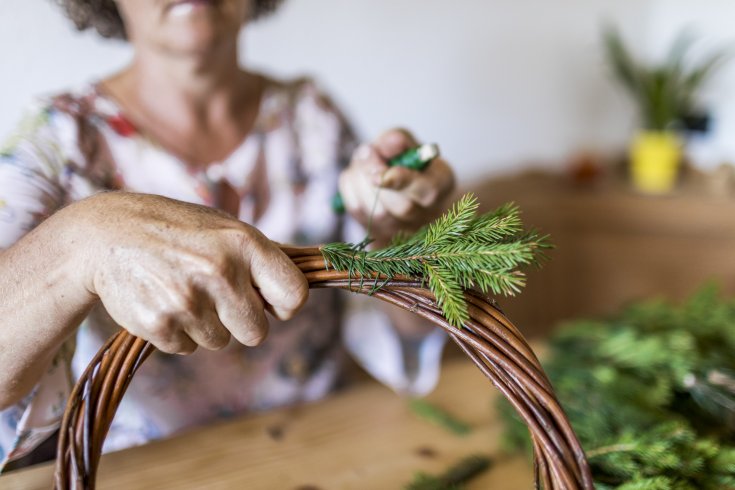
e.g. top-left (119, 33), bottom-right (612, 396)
top-left (53, 245), bottom-right (593, 490)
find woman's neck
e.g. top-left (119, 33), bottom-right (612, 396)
top-left (101, 40), bottom-right (265, 166)
top-left (127, 39), bottom-right (248, 126)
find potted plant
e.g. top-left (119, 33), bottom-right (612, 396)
top-left (603, 26), bottom-right (728, 194)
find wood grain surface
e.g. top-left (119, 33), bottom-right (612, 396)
top-left (0, 359), bottom-right (533, 489)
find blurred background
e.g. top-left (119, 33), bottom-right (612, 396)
top-left (2, 0), bottom-right (735, 334)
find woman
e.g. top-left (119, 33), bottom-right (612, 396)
top-left (0, 0), bottom-right (454, 470)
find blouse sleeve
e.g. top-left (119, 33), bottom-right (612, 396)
top-left (291, 80), bottom-right (448, 397)
top-left (0, 102), bottom-right (76, 472)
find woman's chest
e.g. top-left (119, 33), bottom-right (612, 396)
top-left (66, 125), bottom-right (339, 244)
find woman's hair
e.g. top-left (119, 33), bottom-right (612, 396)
top-left (57, 0), bottom-right (285, 40)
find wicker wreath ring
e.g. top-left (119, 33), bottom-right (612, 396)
top-left (53, 245), bottom-right (593, 489)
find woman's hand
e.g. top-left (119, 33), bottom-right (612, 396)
top-left (0, 191), bottom-right (308, 408)
top-left (79, 192), bottom-right (308, 354)
top-left (338, 129), bottom-right (455, 244)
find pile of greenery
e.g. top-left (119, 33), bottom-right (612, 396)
top-left (500, 286), bottom-right (735, 489)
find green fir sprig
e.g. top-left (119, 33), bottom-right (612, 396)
top-left (409, 399), bottom-right (472, 436)
top-left (499, 285), bottom-right (735, 489)
top-left (321, 194), bottom-right (548, 328)
top-left (404, 454), bottom-right (493, 490)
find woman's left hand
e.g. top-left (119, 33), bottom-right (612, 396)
top-left (338, 128), bottom-right (455, 244)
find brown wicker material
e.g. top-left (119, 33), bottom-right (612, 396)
top-left (53, 246), bottom-right (594, 489)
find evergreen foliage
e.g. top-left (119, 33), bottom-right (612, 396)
top-left (404, 454), bottom-right (492, 490)
top-left (500, 286), bottom-right (735, 489)
top-left (409, 399), bottom-right (472, 436)
top-left (321, 193), bottom-right (548, 327)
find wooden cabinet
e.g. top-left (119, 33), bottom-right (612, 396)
top-left (467, 171), bottom-right (735, 336)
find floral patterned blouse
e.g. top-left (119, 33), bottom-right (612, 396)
top-left (0, 77), bottom-right (447, 472)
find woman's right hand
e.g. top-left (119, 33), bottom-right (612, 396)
top-left (75, 192), bottom-right (309, 354)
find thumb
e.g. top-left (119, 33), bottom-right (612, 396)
top-left (380, 166), bottom-right (414, 191)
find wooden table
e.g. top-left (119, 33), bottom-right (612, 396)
top-left (0, 360), bottom-right (532, 489)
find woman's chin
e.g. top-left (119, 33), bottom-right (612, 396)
top-left (159, 24), bottom-right (239, 57)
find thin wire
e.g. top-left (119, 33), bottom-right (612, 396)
top-left (346, 172), bottom-right (386, 291)
top-left (355, 172), bottom-right (386, 252)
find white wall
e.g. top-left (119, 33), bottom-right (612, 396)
top-left (0, 1), bottom-right (733, 183)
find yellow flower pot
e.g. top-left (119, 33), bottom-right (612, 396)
top-left (629, 131), bottom-right (682, 194)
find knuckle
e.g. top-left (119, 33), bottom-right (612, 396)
top-left (148, 312), bottom-right (177, 338)
top-left (390, 128), bottom-right (417, 146)
top-left (235, 308), bottom-right (269, 346)
top-left (383, 127), bottom-right (407, 139)
top-left (195, 253), bottom-right (230, 278)
top-left (202, 328), bottom-right (231, 351)
top-left (418, 187), bottom-right (440, 208)
top-left (153, 342), bottom-right (179, 355)
top-left (223, 225), bottom-right (264, 255)
top-left (236, 321), bottom-right (268, 347)
top-left (247, 224), bottom-right (268, 243)
top-left (176, 289), bottom-right (201, 314)
top-left (247, 231), bottom-right (273, 256)
top-left (393, 198), bottom-right (416, 218)
top-left (350, 208), bottom-right (368, 223)
top-left (281, 277), bottom-right (309, 311)
top-left (372, 207), bottom-right (387, 221)
top-left (152, 336), bottom-right (185, 355)
top-left (164, 285), bottom-right (203, 318)
top-left (244, 332), bottom-right (266, 347)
